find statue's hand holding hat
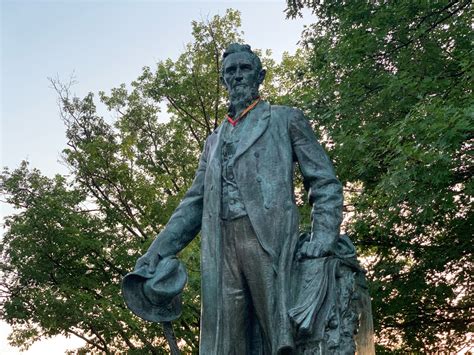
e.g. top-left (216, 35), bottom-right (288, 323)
top-left (122, 256), bottom-right (187, 322)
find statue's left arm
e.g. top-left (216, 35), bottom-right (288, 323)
top-left (289, 109), bottom-right (343, 257)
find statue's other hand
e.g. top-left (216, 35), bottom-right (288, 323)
top-left (134, 252), bottom-right (161, 274)
top-left (297, 240), bottom-right (333, 260)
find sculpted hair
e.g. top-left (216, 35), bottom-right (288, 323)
top-left (221, 43), bottom-right (262, 75)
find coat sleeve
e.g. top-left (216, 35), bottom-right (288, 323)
top-left (289, 109), bottom-right (343, 247)
top-left (145, 137), bottom-right (209, 258)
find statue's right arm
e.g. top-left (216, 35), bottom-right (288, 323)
top-left (135, 138), bottom-right (209, 271)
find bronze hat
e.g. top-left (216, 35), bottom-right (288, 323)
top-left (122, 257), bottom-right (187, 322)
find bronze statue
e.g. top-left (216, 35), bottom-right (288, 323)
top-left (123, 43), bottom-right (373, 354)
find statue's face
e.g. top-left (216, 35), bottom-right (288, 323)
top-left (221, 52), bottom-right (264, 97)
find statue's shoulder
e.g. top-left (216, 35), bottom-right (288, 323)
top-left (206, 129), bottom-right (218, 147)
top-left (270, 104), bottom-right (306, 122)
top-left (204, 123), bottom-right (223, 153)
top-left (209, 127), bottom-right (219, 139)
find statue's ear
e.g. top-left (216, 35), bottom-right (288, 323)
top-left (258, 69), bottom-right (267, 85)
top-left (220, 75), bottom-right (228, 90)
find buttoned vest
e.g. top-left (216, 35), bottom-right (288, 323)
top-left (220, 117), bottom-right (250, 220)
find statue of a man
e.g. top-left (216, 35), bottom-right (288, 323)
top-left (125, 43), bottom-right (346, 354)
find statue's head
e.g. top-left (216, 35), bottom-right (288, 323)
top-left (221, 43), bottom-right (266, 104)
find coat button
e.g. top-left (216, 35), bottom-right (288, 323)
top-left (210, 185), bottom-right (214, 190)
top-left (254, 152), bottom-right (259, 158)
top-left (256, 176), bottom-right (262, 182)
top-left (264, 203), bottom-right (270, 209)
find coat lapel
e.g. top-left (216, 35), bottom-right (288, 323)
top-left (233, 100), bottom-right (271, 162)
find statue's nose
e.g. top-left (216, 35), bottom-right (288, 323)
top-left (235, 68), bottom-right (243, 81)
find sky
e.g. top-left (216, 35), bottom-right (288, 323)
top-left (1, 0), bottom-right (312, 353)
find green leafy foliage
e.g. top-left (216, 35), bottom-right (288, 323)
top-left (286, 1), bottom-right (473, 352)
top-left (0, 162), bottom-right (167, 353)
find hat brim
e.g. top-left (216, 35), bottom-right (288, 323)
top-left (122, 266), bottom-right (185, 322)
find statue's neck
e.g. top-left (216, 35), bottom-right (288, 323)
top-left (232, 103), bottom-right (247, 119)
top-left (228, 93), bottom-right (260, 119)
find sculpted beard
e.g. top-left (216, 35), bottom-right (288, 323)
top-left (227, 83), bottom-right (259, 118)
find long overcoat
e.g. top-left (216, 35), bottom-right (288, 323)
top-left (149, 100), bottom-right (343, 354)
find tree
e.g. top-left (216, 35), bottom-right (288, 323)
top-left (1, 9), bottom-right (285, 353)
top-left (1, 162), bottom-right (166, 353)
top-left (286, 1), bottom-right (473, 352)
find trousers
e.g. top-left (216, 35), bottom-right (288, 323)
top-left (221, 215), bottom-right (277, 354)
